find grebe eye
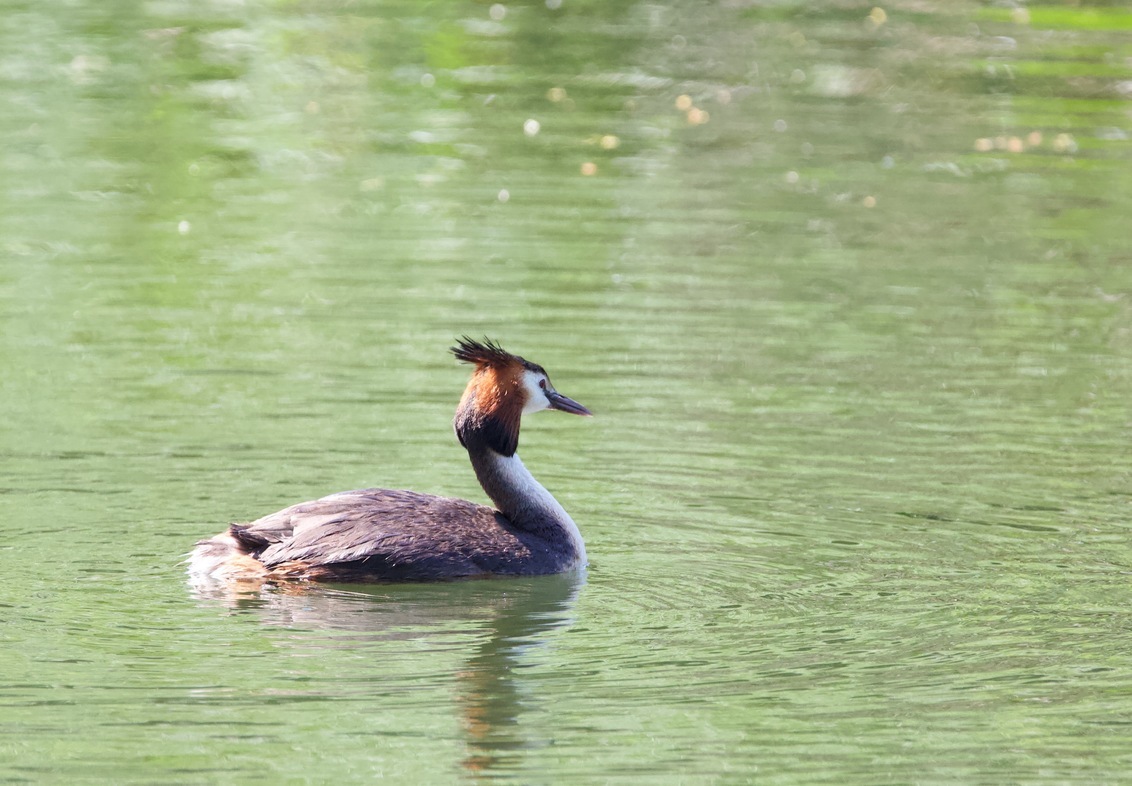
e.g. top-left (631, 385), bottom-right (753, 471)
top-left (539, 378), bottom-right (547, 390)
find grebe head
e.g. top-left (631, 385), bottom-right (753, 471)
top-left (451, 337), bottom-right (590, 456)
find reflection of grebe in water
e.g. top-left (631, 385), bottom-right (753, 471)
top-left (189, 338), bottom-right (592, 584)
top-left (191, 569), bottom-right (586, 778)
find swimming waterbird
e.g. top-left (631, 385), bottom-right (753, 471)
top-left (189, 338), bottom-right (591, 583)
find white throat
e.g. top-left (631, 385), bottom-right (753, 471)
top-left (492, 452), bottom-right (587, 566)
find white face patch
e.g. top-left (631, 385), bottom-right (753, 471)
top-left (520, 369), bottom-right (552, 414)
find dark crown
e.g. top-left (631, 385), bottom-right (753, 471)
top-left (451, 337), bottom-right (543, 374)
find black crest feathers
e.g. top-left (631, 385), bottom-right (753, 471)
top-left (451, 337), bottom-right (520, 368)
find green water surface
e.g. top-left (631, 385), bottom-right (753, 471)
top-left (2, 0), bottom-right (1132, 783)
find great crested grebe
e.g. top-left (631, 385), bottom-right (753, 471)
top-left (189, 338), bottom-right (592, 583)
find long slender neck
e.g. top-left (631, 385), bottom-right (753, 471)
top-left (467, 444), bottom-right (586, 565)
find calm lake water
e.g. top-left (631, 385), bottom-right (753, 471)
top-left (3, 0), bottom-right (1132, 782)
